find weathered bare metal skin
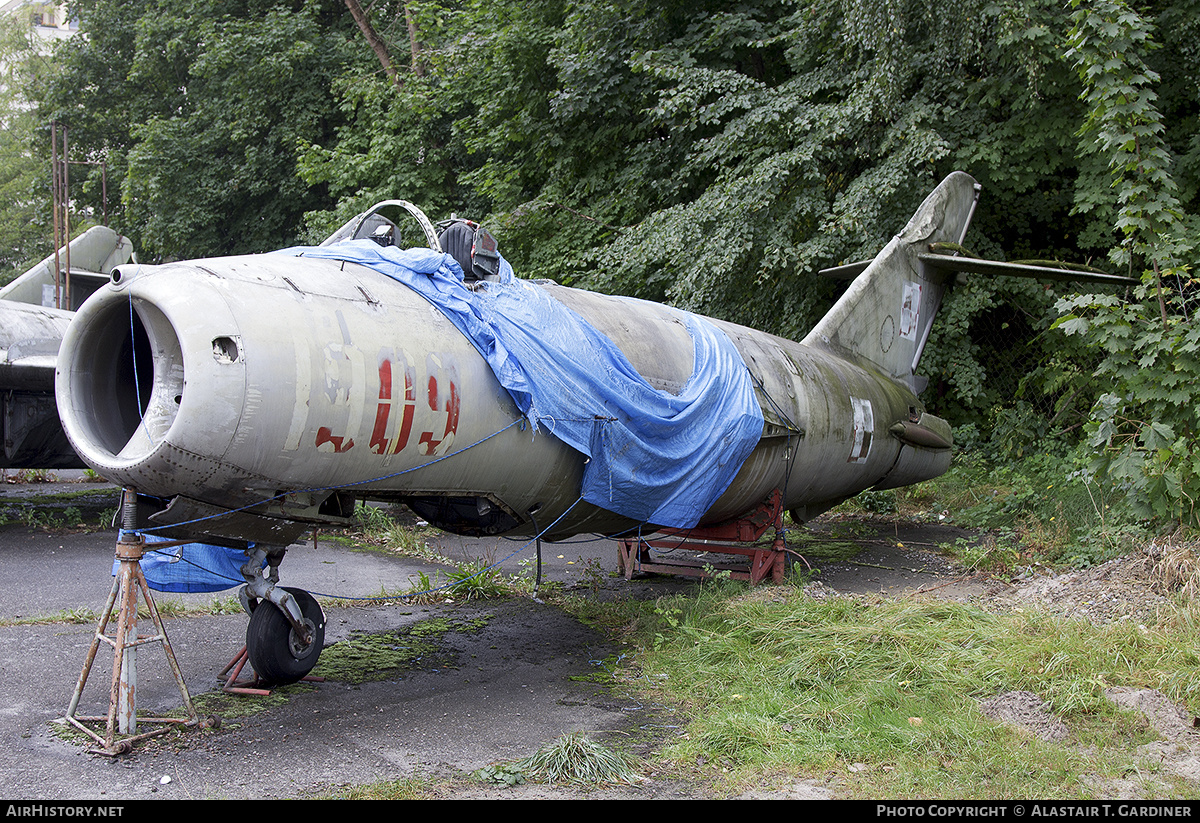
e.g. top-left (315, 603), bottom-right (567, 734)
top-left (56, 174), bottom-right (978, 545)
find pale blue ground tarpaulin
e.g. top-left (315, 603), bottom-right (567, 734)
top-left (114, 534), bottom-right (253, 593)
top-left (281, 241), bottom-right (765, 529)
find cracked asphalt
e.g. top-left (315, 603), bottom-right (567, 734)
top-left (0, 479), bottom-right (691, 800)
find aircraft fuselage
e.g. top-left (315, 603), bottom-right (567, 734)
top-left (56, 252), bottom-right (948, 546)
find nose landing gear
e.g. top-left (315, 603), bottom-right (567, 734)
top-left (229, 547), bottom-right (326, 689)
top-left (246, 586), bottom-right (325, 686)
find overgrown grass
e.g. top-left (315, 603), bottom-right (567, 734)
top-left (349, 502), bottom-right (450, 564)
top-left (0, 595), bottom-right (243, 627)
top-left (318, 776), bottom-right (441, 799)
top-left (584, 578), bottom-right (1200, 798)
top-left (126, 491), bottom-right (1192, 799)
top-left (0, 481), bottom-right (121, 533)
top-left (513, 731), bottom-right (642, 785)
top-left (349, 503), bottom-right (548, 601)
top-left (835, 448), bottom-right (1166, 576)
top-left (471, 731), bottom-right (643, 788)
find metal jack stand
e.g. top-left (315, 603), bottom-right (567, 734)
top-left (63, 488), bottom-right (204, 755)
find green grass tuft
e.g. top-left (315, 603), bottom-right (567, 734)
top-left (515, 731), bottom-right (642, 785)
top-left (589, 577), bottom-right (1200, 798)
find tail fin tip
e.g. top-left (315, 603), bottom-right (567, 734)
top-left (804, 172), bottom-right (981, 389)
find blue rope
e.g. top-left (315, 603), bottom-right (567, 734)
top-left (134, 417), bottom-right (525, 535)
top-left (135, 492), bottom-right (587, 603)
top-left (128, 292), bottom-right (153, 448)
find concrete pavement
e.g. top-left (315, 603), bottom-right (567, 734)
top-left (0, 479), bottom-right (661, 800)
top-left (0, 477), bottom-right (973, 800)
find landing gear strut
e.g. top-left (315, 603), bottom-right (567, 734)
top-left (230, 547), bottom-right (326, 688)
top-left (246, 587), bottom-right (325, 686)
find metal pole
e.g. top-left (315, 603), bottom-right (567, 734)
top-left (50, 122), bottom-right (61, 309)
top-left (63, 126), bottom-right (71, 310)
top-left (114, 488), bottom-right (140, 735)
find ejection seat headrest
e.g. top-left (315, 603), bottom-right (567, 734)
top-left (438, 221), bottom-right (477, 280)
top-left (436, 219), bottom-right (502, 282)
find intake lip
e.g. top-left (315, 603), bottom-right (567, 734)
top-left (55, 263), bottom-right (241, 482)
top-left (57, 292), bottom-right (182, 470)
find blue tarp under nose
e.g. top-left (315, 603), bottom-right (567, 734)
top-left (114, 534), bottom-right (252, 593)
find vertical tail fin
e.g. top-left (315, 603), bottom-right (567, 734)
top-left (803, 172), bottom-right (981, 392)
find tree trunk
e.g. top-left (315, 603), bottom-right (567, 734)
top-left (343, 0), bottom-right (399, 88)
top-left (405, 3), bottom-right (424, 77)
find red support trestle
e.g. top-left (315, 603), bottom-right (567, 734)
top-left (616, 490), bottom-right (791, 585)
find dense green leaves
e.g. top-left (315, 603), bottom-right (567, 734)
top-left (296, 0), bottom-right (1138, 342)
top-left (1067, 0), bottom-right (1188, 273)
top-left (1056, 282), bottom-right (1200, 525)
top-left (41, 0), bottom-right (362, 259)
top-left (0, 15), bottom-right (59, 279)
top-left (24, 0), bottom-right (1200, 528)
top-left (1053, 0), bottom-right (1200, 527)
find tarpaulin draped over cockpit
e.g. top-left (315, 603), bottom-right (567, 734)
top-left (278, 241), bottom-right (765, 529)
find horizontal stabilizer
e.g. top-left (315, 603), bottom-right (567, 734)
top-left (821, 253), bottom-right (1136, 286)
top-left (819, 260), bottom-right (872, 280)
top-left (916, 253), bottom-right (1137, 286)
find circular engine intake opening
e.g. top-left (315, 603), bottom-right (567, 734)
top-left (61, 297), bottom-right (184, 465)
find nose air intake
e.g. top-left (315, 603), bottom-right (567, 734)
top-left (57, 289), bottom-right (185, 467)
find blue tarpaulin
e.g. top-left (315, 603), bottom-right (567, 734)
top-left (280, 241), bottom-right (765, 529)
top-left (114, 534), bottom-right (252, 593)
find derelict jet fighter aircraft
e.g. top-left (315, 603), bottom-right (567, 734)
top-left (54, 172), bottom-right (1130, 685)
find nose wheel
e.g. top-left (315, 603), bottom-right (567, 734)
top-left (245, 587), bottom-right (325, 686)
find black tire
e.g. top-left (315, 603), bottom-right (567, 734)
top-left (246, 587), bottom-right (325, 686)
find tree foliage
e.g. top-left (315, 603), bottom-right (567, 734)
top-left (1055, 0), bottom-right (1200, 527)
top-left (0, 14), bottom-right (58, 279)
top-left (27, 0), bottom-right (1200, 527)
top-left (39, 0), bottom-right (364, 259)
top-left (297, 0), bottom-right (1182, 438)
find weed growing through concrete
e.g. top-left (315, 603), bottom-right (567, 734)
top-left (514, 731), bottom-right (642, 785)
